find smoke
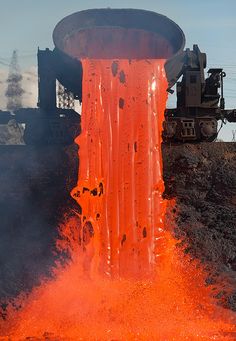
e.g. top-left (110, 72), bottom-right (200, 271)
top-left (0, 66), bottom-right (37, 111)
top-left (5, 51), bottom-right (24, 111)
top-left (0, 69), bottom-right (7, 110)
top-left (0, 143), bottom-right (78, 300)
top-left (0, 64), bottom-right (38, 144)
top-left (0, 56), bottom-right (78, 299)
top-left (21, 66), bottom-right (38, 108)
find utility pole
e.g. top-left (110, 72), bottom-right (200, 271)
top-left (5, 50), bottom-right (24, 111)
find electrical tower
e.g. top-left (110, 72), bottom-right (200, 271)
top-left (5, 50), bottom-right (24, 111)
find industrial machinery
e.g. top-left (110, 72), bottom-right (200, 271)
top-left (164, 44), bottom-right (236, 142)
top-left (0, 47), bottom-right (82, 145)
top-left (0, 9), bottom-right (235, 144)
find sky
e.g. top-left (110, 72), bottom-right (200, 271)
top-left (0, 0), bottom-right (235, 140)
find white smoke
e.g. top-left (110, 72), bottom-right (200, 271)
top-left (21, 66), bottom-right (38, 108)
top-left (0, 66), bottom-right (38, 144)
top-left (0, 66), bottom-right (38, 111)
top-left (0, 68), bottom-right (7, 110)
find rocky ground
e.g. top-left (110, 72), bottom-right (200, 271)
top-left (0, 141), bottom-right (235, 311)
top-left (162, 142), bottom-right (236, 310)
top-left (0, 120), bottom-right (24, 145)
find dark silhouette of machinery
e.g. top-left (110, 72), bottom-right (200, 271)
top-left (164, 45), bottom-right (236, 142)
top-left (0, 9), bottom-right (235, 144)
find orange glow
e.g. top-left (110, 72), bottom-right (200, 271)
top-left (0, 59), bottom-right (235, 340)
top-left (70, 59), bottom-right (167, 279)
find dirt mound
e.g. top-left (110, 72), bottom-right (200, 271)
top-left (163, 142), bottom-right (236, 310)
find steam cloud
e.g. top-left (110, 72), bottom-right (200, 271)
top-left (0, 66), bottom-right (38, 144)
top-left (0, 66), bottom-right (38, 110)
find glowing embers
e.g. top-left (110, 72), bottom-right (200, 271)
top-left (71, 59), bottom-right (168, 279)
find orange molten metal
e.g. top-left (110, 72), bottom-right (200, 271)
top-left (0, 59), bottom-right (235, 340)
top-left (71, 59), bottom-right (167, 279)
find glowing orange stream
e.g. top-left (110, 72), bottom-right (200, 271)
top-left (70, 59), bottom-right (167, 279)
top-left (0, 59), bottom-right (235, 340)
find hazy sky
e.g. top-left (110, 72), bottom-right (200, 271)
top-left (0, 0), bottom-right (235, 140)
